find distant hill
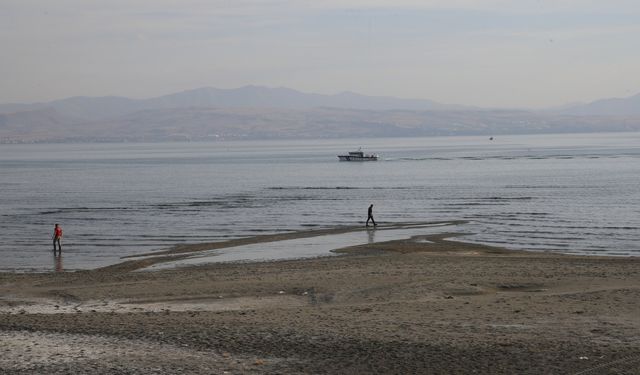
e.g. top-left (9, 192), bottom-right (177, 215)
top-left (560, 92), bottom-right (640, 116)
top-left (3, 106), bottom-right (640, 143)
top-left (2, 86), bottom-right (640, 143)
top-left (0, 86), bottom-right (467, 122)
top-left (145, 86), bottom-right (468, 112)
top-left (0, 108), bottom-right (87, 142)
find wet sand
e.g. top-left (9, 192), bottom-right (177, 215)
top-left (1, 226), bottom-right (639, 374)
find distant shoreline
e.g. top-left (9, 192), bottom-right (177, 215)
top-left (4, 129), bottom-right (640, 145)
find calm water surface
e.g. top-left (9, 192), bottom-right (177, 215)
top-left (1, 133), bottom-right (639, 271)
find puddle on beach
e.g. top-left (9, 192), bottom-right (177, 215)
top-left (413, 239), bottom-right (434, 244)
top-left (142, 222), bottom-right (458, 271)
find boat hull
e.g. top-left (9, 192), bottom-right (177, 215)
top-left (338, 155), bottom-right (378, 161)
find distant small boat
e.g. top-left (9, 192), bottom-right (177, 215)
top-left (338, 148), bottom-right (379, 161)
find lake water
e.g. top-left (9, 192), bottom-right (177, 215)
top-left (1, 132), bottom-right (639, 271)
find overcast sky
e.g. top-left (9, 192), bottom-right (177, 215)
top-left (1, 0), bottom-right (639, 107)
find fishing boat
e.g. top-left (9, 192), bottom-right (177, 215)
top-left (337, 148), bottom-right (379, 161)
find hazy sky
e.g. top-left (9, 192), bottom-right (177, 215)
top-left (1, 0), bottom-right (639, 107)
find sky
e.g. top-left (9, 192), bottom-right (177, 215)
top-left (1, 0), bottom-right (639, 108)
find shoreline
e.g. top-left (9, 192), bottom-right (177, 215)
top-left (2, 218), bottom-right (635, 274)
top-left (1, 226), bottom-right (639, 374)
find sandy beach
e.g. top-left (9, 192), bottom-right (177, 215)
top-left (1, 226), bottom-right (639, 374)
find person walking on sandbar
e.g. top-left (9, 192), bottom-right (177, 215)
top-left (366, 204), bottom-right (377, 227)
top-left (52, 223), bottom-right (63, 253)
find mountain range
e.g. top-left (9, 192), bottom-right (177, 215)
top-left (0, 86), bottom-right (468, 121)
top-left (1, 86), bottom-right (639, 143)
top-left (559, 92), bottom-right (640, 116)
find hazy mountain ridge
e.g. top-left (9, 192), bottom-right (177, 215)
top-left (560, 93), bottom-right (640, 116)
top-left (4, 106), bottom-right (640, 143)
top-left (0, 86), bottom-right (466, 121)
top-left (1, 86), bottom-right (640, 143)
top-left (0, 108), bottom-right (84, 138)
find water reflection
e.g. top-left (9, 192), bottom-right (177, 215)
top-left (366, 228), bottom-right (376, 244)
top-left (53, 253), bottom-right (63, 272)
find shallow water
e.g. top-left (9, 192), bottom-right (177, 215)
top-left (1, 132), bottom-right (640, 271)
top-left (142, 222), bottom-right (454, 271)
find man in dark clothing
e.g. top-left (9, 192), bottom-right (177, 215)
top-left (366, 204), bottom-right (377, 227)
